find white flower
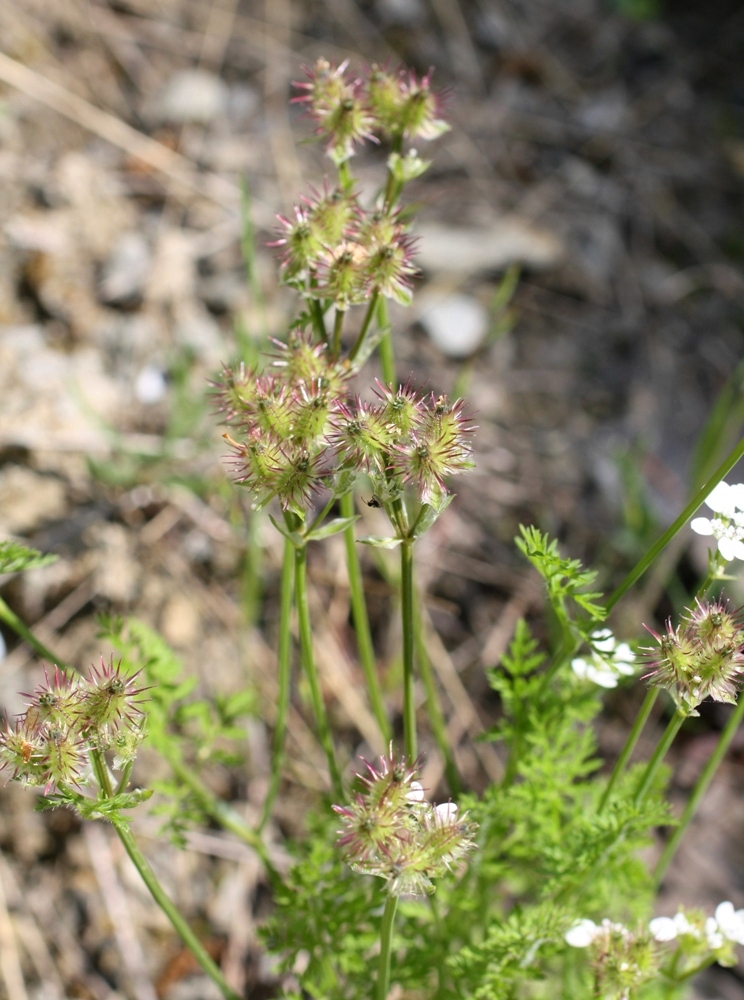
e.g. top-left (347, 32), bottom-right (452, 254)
top-left (434, 802), bottom-right (458, 822)
top-left (714, 901), bottom-right (744, 945)
top-left (571, 629), bottom-right (635, 689)
top-left (649, 916), bottom-right (678, 942)
top-left (691, 481), bottom-right (744, 562)
top-left (705, 917), bottom-right (724, 951)
top-left (565, 918), bottom-right (628, 948)
top-left (406, 781), bottom-right (425, 802)
top-left (565, 919), bottom-right (601, 947)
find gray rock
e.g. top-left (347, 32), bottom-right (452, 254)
top-left (99, 231), bottom-right (151, 304)
top-left (149, 70), bottom-right (229, 125)
top-left (415, 220), bottom-right (563, 274)
top-left (420, 294), bottom-right (489, 358)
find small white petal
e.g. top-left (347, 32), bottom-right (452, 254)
top-left (571, 658), bottom-right (589, 679)
top-left (714, 902), bottom-right (744, 944)
top-left (705, 917), bottom-right (724, 950)
top-left (587, 665), bottom-right (619, 688)
top-left (717, 537), bottom-right (737, 562)
top-left (673, 913), bottom-right (695, 935)
top-left (705, 482), bottom-right (736, 516)
top-left (691, 517), bottom-right (714, 536)
top-left (731, 539), bottom-right (744, 561)
top-left (406, 781), bottom-right (425, 802)
top-left (435, 802), bottom-right (458, 822)
top-left (592, 631), bottom-right (616, 653)
top-left (649, 917), bottom-right (678, 942)
top-left (731, 483), bottom-right (744, 511)
top-left (565, 920), bottom-right (598, 947)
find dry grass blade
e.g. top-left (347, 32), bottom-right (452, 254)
top-left (0, 52), bottom-right (239, 207)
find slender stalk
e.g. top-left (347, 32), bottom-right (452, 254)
top-left (88, 749), bottom-right (241, 999)
top-left (309, 298), bottom-right (328, 344)
top-left (376, 893), bottom-right (399, 1000)
top-left (0, 596), bottom-right (68, 668)
top-left (599, 557), bottom-right (722, 814)
top-left (376, 297), bottom-right (396, 386)
top-left (400, 540), bottom-right (417, 761)
top-left (633, 710), bottom-right (686, 804)
top-left (294, 542), bottom-right (343, 797)
top-left (348, 291), bottom-right (380, 364)
top-left (113, 820), bottom-right (241, 1000)
top-left (339, 491), bottom-right (390, 744)
top-left (598, 688), bottom-right (660, 811)
top-left (414, 601), bottom-right (460, 796)
top-left (606, 435), bottom-right (744, 612)
top-left (655, 693), bottom-right (744, 884)
top-left (332, 307), bottom-right (345, 357)
top-left (259, 538), bottom-right (295, 832)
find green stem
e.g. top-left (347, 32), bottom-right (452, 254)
top-left (88, 748), bottom-right (241, 1000)
top-left (414, 600), bottom-right (460, 796)
top-left (338, 160), bottom-right (353, 192)
top-left (377, 893), bottom-right (399, 1000)
top-left (113, 821), bottom-right (241, 1000)
top-left (400, 540), bottom-right (417, 761)
top-left (309, 298), bottom-right (328, 344)
top-left (348, 291), bottom-right (380, 364)
top-left (294, 542), bottom-right (343, 797)
top-left (655, 693), bottom-right (744, 884)
top-left (339, 490), bottom-right (390, 744)
top-left (633, 710), bottom-right (686, 804)
top-left (606, 435), bottom-right (744, 612)
top-left (376, 297), bottom-right (396, 386)
top-left (598, 688), bottom-right (660, 812)
top-left (0, 596), bottom-right (68, 668)
top-left (258, 537), bottom-right (295, 833)
top-left (332, 307), bottom-right (345, 357)
top-left (599, 558), bottom-right (723, 814)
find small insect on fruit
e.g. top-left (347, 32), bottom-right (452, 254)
top-left (364, 495), bottom-right (383, 508)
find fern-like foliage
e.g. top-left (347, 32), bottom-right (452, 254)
top-left (516, 526), bottom-right (606, 625)
top-left (0, 540), bottom-right (57, 575)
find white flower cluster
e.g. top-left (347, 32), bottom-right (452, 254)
top-left (649, 901), bottom-right (744, 949)
top-left (571, 629), bottom-right (635, 689)
top-left (565, 917), bottom-right (629, 948)
top-left (566, 901), bottom-right (744, 952)
top-left (691, 481), bottom-right (744, 562)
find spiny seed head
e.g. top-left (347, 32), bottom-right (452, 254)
top-left (642, 599), bottom-right (744, 714)
top-left (372, 378), bottom-right (424, 436)
top-left (0, 715), bottom-right (47, 786)
top-left (292, 59), bottom-right (377, 165)
top-left (329, 398), bottom-right (395, 473)
top-left (366, 64), bottom-right (449, 142)
top-left (313, 241), bottom-right (370, 311)
top-left (77, 655), bottom-right (149, 735)
top-left (22, 665), bottom-right (80, 732)
top-left (304, 183), bottom-right (357, 247)
top-left (333, 746), bottom-right (476, 897)
top-left (390, 394), bottom-right (476, 508)
top-left (268, 204), bottom-right (322, 281)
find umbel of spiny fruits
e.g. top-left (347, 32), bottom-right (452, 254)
top-left (0, 659), bottom-right (147, 793)
top-left (642, 598), bottom-right (744, 716)
top-left (333, 749), bottom-right (476, 897)
top-left (215, 346), bottom-right (475, 516)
